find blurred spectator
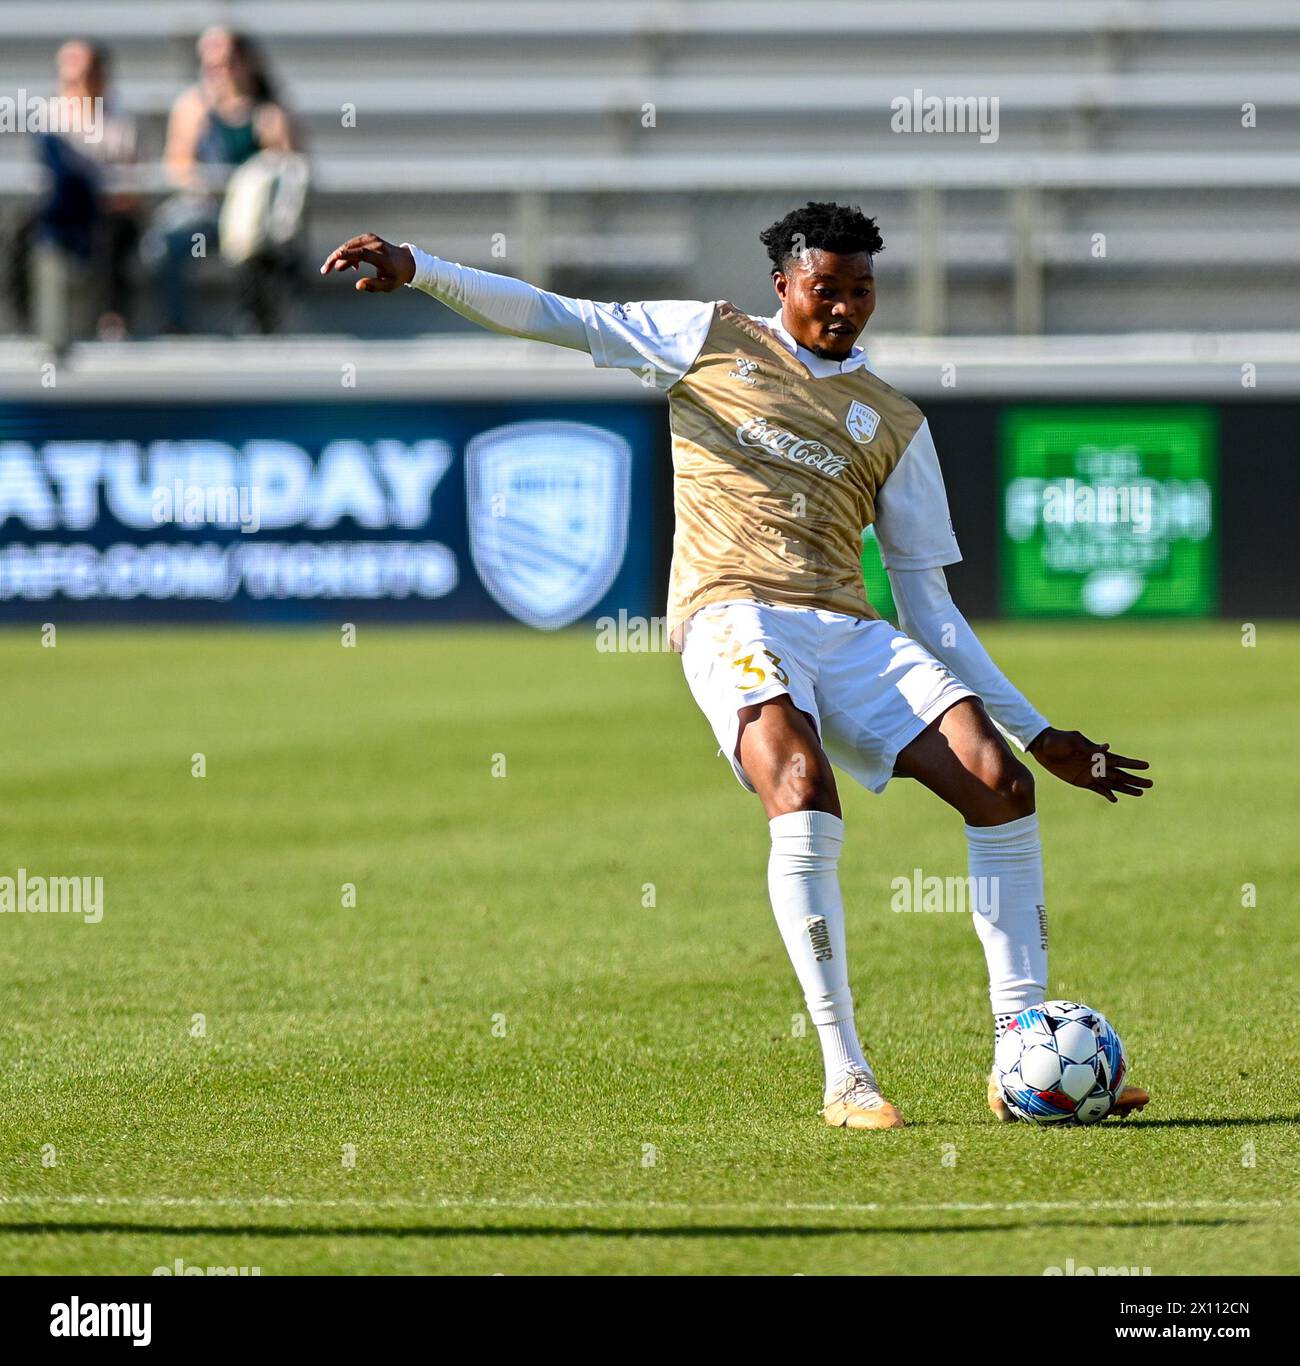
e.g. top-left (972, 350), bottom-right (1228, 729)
top-left (143, 28), bottom-right (302, 333)
top-left (7, 40), bottom-right (141, 348)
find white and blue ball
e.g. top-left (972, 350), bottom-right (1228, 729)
top-left (994, 1000), bottom-right (1128, 1125)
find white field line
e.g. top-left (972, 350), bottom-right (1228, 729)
top-left (0, 1195), bottom-right (1295, 1216)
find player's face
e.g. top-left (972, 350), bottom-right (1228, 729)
top-left (773, 249), bottom-right (875, 360)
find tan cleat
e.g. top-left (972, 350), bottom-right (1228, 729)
top-left (988, 1070), bottom-right (1015, 1123)
top-left (822, 1065), bottom-right (905, 1130)
top-left (1111, 1084), bottom-right (1150, 1118)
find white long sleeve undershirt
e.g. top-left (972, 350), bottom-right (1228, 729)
top-left (402, 243), bottom-right (732, 391)
top-left (887, 565), bottom-right (1050, 751)
top-left (401, 244), bottom-right (594, 349)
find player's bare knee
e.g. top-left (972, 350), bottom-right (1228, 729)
top-left (765, 746), bottom-right (836, 814)
top-left (772, 757), bottom-right (830, 811)
top-left (966, 739), bottom-right (1034, 817)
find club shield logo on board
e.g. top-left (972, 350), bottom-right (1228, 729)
top-left (466, 421), bottom-right (631, 629)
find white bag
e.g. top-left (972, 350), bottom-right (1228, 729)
top-left (218, 150), bottom-right (310, 265)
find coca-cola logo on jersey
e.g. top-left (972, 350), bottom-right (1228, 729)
top-left (734, 417), bottom-right (850, 478)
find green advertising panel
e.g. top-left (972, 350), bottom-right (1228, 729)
top-left (1001, 407), bottom-right (1217, 618)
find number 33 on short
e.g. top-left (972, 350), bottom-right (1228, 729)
top-left (733, 650), bottom-right (790, 689)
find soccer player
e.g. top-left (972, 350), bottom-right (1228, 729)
top-left (322, 202), bottom-right (1153, 1129)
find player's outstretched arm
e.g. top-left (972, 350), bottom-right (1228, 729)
top-left (320, 233), bottom-right (714, 386)
top-left (320, 232), bottom-right (592, 349)
top-left (887, 565), bottom-right (1153, 803)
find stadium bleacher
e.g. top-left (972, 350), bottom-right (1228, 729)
top-left (1, 0), bottom-right (1298, 338)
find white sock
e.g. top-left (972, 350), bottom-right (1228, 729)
top-left (767, 810), bottom-right (871, 1094)
top-left (965, 814), bottom-right (1048, 1035)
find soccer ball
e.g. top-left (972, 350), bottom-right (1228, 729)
top-left (993, 1000), bottom-right (1128, 1125)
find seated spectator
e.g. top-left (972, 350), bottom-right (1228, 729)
top-left (10, 40), bottom-right (141, 347)
top-left (144, 27), bottom-right (301, 333)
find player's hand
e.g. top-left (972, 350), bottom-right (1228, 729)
top-left (319, 233), bottom-right (415, 293)
top-left (1026, 727), bottom-right (1153, 803)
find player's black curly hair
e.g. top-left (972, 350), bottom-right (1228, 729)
top-left (759, 202), bottom-right (884, 276)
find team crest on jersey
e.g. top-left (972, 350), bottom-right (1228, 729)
top-left (845, 400), bottom-right (881, 444)
top-left (466, 421), bottom-right (631, 629)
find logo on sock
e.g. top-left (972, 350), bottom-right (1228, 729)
top-left (1036, 904), bottom-right (1048, 951)
top-left (804, 916), bottom-right (833, 962)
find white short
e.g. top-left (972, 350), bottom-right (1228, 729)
top-left (681, 600), bottom-right (974, 795)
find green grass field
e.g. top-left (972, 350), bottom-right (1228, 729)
top-left (0, 622), bottom-right (1296, 1276)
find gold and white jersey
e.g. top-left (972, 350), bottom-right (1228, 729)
top-left (664, 302), bottom-right (954, 643)
top-left (404, 250), bottom-right (963, 649)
